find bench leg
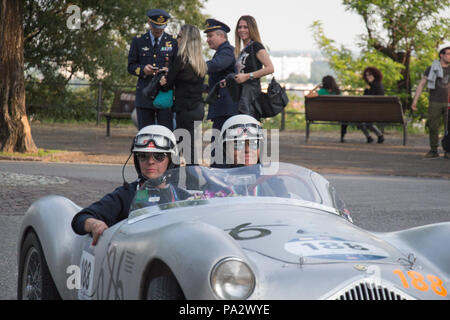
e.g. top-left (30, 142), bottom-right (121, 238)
top-left (106, 117), bottom-right (111, 137)
top-left (306, 122), bottom-right (310, 143)
top-left (403, 124), bottom-right (407, 146)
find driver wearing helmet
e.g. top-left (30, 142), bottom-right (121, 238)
top-left (71, 125), bottom-right (190, 245)
top-left (214, 114), bottom-right (264, 168)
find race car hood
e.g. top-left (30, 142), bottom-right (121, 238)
top-left (196, 198), bottom-right (405, 265)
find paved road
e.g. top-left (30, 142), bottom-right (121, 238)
top-left (1, 161), bottom-right (449, 299)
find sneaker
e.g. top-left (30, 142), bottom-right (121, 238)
top-left (377, 135), bottom-right (384, 144)
top-left (423, 150), bottom-right (439, 159)
top-left (366, 136), bottom-right (374, 143)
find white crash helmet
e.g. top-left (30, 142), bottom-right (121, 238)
top-left (131, 125), bottom-right (179, 182)
top-left (132, 125), bottom-right (178, 155)
top-left (220, 114), bottom-right (264, 143)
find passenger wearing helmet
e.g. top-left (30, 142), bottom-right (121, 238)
top-left (71, 125), bottom-right (190, 245)
top-left (204, 115), bottom-right (288, 198)
top-left (213, 114), bottom-right (264, 168)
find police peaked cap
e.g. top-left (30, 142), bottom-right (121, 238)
top-left (147, 9), bottom-right (171, 29)
top-left (204, 18), bottom-right (230, 33)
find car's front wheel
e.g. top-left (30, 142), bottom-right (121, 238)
top-left (145, 273), bottom-right (184, 300)
top-left (17, 230), bottom-right (61, 300)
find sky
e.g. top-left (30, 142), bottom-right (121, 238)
top-left (201, 0), bottom-right (450, 52)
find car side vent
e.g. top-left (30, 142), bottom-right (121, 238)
top-left (327, 280), bottom-right (414, 300)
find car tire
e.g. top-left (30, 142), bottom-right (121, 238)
top-left (17, 230), bottom-right (61, 300)
top-left (146, 274), bottom-right (184, 300)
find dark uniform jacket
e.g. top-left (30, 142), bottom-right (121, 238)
top-left (128, 32), bottom-right (178, 109)
top-left (206, 41), bottom-right (238, 119)
top-left (71, 180), bottom-right (191, 235)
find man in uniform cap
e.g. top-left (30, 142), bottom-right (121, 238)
top-left (204, 18), bottom-right (238, 132)
top-left (127, 8), bottom-right (178, 130)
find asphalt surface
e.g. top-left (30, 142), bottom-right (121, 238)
top-left (1, 122), bottom-right (449, 300)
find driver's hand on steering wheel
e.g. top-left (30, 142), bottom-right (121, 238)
top-left (84, 218), bottom-right (109, 246)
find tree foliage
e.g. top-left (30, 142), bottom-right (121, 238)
top-left (311, 0), bottom-right (449, 113)
top-left (24, 0), bottom-right (209, 86)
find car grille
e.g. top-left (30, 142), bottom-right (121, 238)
top-left (327, 280), bottom-right (414, 300)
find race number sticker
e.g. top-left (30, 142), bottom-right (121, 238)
top-left (78, 251), bottom-right (95, 299)
top-left (284, 236), bottom-right (389, 261)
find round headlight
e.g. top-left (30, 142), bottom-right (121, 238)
top-left (210, 258), bottom-right (255, 300)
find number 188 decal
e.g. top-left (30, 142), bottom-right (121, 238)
top-left (393, 269), bottom-right (447, 297)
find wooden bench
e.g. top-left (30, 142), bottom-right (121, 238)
top-left (304, 95), bottom-right (408, 145)
top-left (100, 90), bottom-right (136, 136)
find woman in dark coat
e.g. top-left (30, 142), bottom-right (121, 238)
top-left (360, 66), bottom-right (385, 143)
top-left (160, 24), bottom-right (207, 165)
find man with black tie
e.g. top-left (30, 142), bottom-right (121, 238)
top-left (128, 9), bottom-right (178, 130)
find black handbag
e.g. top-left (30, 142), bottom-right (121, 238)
top-left (142, 71), bottom-right (165, 100)
top-left (205, 82), bottom-right (221, 105)
top-left (257, 77), bottom-right (289, 118)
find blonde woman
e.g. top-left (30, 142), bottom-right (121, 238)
top-left (233, 15), bottom-right (274, 119)
top-left (160, 24), bottom-right (207, 164)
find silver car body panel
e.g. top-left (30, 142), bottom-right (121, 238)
top-left (17, 163), bottom-right (450, 300)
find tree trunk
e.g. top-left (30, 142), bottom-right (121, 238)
top-left (0, 0), bottom-right (37, 153)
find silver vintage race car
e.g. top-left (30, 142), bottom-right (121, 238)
top-left (17, 163), bottom-right (450, 300)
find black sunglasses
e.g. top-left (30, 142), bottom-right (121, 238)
top-left (135, 152), bottom-right (168, 162)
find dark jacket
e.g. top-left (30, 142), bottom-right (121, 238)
top-left (128, 32), bottom-right (178, 109)
top-left (71, 180), bottom-right (192, 235)
top-left (161, 55), bottom-right (205, 112)
top-left (71, 181), bottom-right (139, 235)
top-left (206, 41), bottom-right (238, 119)
top-left (364, 81), bottom-right (385, 96)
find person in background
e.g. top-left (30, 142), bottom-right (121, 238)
top-left (159, 24), bottom-right (207, 165)
top-left (307, 76), bottom-right (346, 142)
top-left (233, 15), bottom-right (274, 120)
top-left (360, 66), bottom-right (385, 144)
top-left (411, 44), bottom-right (450, 159)
top-left (204, 19), bottom-right (239, 132)
top-left (127, 9), bottom-right (178, 130)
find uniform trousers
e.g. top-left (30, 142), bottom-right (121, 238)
top-left (176, 103), bottom-right (205, 165)
top-left (136, 107), bottom-right (173, 131)
top-left (210, 115), bottom-right (232, 165)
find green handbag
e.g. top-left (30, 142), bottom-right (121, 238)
top-left (153, 89), bottom-right (174, 109)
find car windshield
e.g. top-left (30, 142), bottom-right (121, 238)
top-left (128, 162), bottom-right (350, 221)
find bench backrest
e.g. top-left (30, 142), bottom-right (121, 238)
top-left (110, 90), bottom-right (136, 113)
top-left (305, 95), bottom-right (405, 123)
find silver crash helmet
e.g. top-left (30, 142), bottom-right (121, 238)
top-left (220, 115), bottom-right (263, 142)
top-left (132, 125), bottom-right (178, 179)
